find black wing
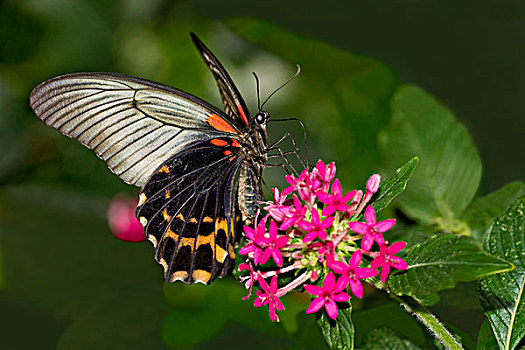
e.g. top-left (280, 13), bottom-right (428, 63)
top-left (29, 72), bottom-right (241, 187)
top-left (191, 33), bottom-right (251, 128)
top-left (136, 138), bottom-right (244, 284)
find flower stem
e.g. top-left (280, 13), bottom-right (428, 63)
top-left (394, 295), bottom-right (464, 350)
top-left (277, 271), bottom-right (312, 296)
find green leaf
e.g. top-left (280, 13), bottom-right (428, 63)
top-left (477, 320), bottom-right (499, 350)
top-left (479, 195), bottom-right (525, 350)
top-left (463, 182), bottom-right (525, 243)
top-left (360, 328), bottom-right (423, 350)
top-left (389, 234), bottom-right (513, 296)
top-left (317, 304), bottom-right (354, 350)
top-left (372, 157), bottom-right (419, 213)
top-left (381, 86), bottom-right (482, 227)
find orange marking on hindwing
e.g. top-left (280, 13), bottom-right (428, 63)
top-left (171, 271), bottom-right (188, 282)
top-left (203, 216), bottom-right (213, 223)
top-left (165, 190), bottom-right (171, 199)
top-left (210, 139), bottom-right (228, 146)
top-left (157, 165), bottom-right (170, 174)
top-left (162, 208), bottom-right (172, 221)
top-left (223, 150), bottom-right (232, 156)
top-left (207, 113), bottom-right (237, 133)
top-left (192, 270), bottom-right (211, 284)
top-left (215, 245), bottom-right (228, 263)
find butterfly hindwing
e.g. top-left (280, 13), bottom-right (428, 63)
top-left (29, 72), bottom-right (240, 187)
top-left (136, 138), bottom-right (243, 284)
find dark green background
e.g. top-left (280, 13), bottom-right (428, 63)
top-left (0, 0), bottom-right (523, 349)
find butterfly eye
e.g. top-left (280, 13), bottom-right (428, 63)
top-left (255, 112), bottom-right (268, 124)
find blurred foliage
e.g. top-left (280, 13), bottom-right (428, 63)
top-left (0, 0), bottom-right (523, 349)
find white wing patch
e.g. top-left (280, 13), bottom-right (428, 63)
top-left (29, 73), bottom-right (236, 187)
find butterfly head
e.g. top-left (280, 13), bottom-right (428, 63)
top-left (254, 111), bottom-right (269, 125)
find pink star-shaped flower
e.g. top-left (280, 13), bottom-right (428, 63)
top-left (308, 240), bottom-right (335, 263)
top-left (297, 209), bottom-right (334, 243)
top-left (312, 160), bottom-right (336, 191)
top-left (328, 250), bottom-right (378, 298)
top-left (280, 195), bottom-right (306, 230)
top-left (259, 220), bottom-right (289, 266)
top-left (254, 275), bottom-right (285, 322)
top-left (304, 272), bottom-right (350, 320)
top-left (348, 206), bottom-right (395, 252)
top-left (371, 241), bottom-right (408, 282)
top-left (239, 219), bottom-right (267, 264)
top-left (264, 188), bottom-right (288, 222)
top-left (282, 169), bottom-right (309, 196)
top-left (238, 261), bottom-right (259, 300)
top-left (316, 179), bottom-right (357, 217)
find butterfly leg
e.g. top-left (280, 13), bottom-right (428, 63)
top-left (266, 132), bottom-right (308, 169)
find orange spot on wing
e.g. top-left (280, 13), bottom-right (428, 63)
top-left (210, 139), bottom-right (228, 146)
top-left (207, 113), bottom-right (237, 134)
top-left (157, 165), bottom-right (170, 174)
top-left (231, 139), bottom-right (241, 148)
top-left (237, 105), bottom-right (249, 125)
top-left (223, 150), bottom-right (232, 156)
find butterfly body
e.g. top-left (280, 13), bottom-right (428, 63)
top-left (30, 33), bottom-right (270, 285)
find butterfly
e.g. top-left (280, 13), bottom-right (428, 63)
top-left (29, 33), bottom-right (274, 285)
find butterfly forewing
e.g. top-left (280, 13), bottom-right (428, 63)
top-left (191, 33), bottom-right (251, 127)
top-left (29, 72), bottom-right (239, 187)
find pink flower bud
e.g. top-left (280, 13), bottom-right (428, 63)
top-left (107, 195), bottom-right (146, 242)
top-left (366, 174), bottom-right (381, 193)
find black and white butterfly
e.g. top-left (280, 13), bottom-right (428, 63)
top-left (28, 33), bottom-right (293, 285)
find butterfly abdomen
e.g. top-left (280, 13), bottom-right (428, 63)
top-left (238, 167), bottom-right (259, 224)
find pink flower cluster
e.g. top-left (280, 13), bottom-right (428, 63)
top-left (238, 160), bottom-right (408, 322)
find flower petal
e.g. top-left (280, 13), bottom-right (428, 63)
top-left (304, 285), bottom-right (324, 296)
top-left (391, 257), bottom-right (408, 270)
top-left (375, 219), bottom-right (396, 232)
top-left (260, 248), bottom-right (272, 265)
top-left (357, 267), bottom-right (379, 279)
top-left (328, 260), bottom-right (348, 274)
top-left (321, 205), bottom-right (336, 217)
top-left (388, 241), bottom-right (407, 254)
top-left (335, 275), bottom-right (349, 292)
top-left (323, 272), bottom-right (336, 290)
top-left (364, 206), bottom-right (377, 225)
top-left (349, 278), bottom-right (363, 298)
top-left (341, 190), bottom-right (357, 203)
top-left (305, 297), bottom-right (325, 314)
top-left (321, 215), bottom-right (335, 229)
top-left (316, 191), bottom-right (331, 204)
top-left (302, 231), bottom-right (317, 243)
top-left (331, 179), bottom-right (342, 197)
top-left (349, 250), bottom-right (362, 268)
top-left (361, 234), bottom-right (375, 252)
top-left (333, 291), bottom-right (351, 302)
top-left (380, 264), bottom-right (391, 283)
top-left (324, 299), bottom-right (339, 320)
top-left (347, 221), bottom-right (368, 234)
top-left (272, 249), bottom-right (283, 267)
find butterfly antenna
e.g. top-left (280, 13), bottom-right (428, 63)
top-left (260, 64), bottom-right (301, 110)
top-left (252, 72), bottom-right (262, 111)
